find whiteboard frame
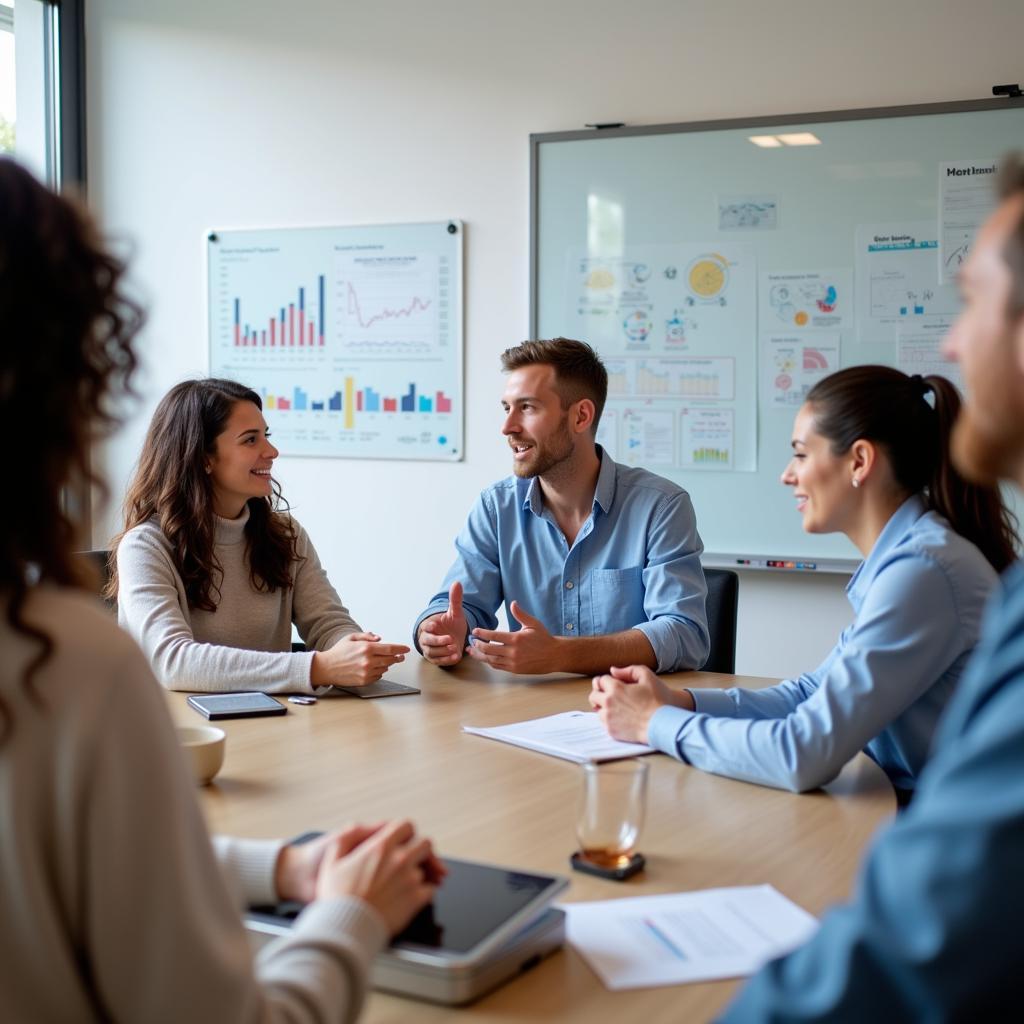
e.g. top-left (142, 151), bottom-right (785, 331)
top-left (529, 95), bottom-right (1024, 573)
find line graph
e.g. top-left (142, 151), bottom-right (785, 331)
top-left (346, 282), bottom-right (432, 330)
top-left (335, 251), bottom-right (445, 357)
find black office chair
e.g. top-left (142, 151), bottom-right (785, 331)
top-left (702, 568), bottom-right (739, 674)
top-left (77, 548), bottom-right (116, 611)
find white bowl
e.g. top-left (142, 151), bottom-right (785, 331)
top-left (177, 725), bottom-right (226, 785)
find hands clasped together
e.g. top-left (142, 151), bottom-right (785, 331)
top-left (274, 819), bottom-right (446, 934)
top-left (589, 664), bottom-right (695, 743)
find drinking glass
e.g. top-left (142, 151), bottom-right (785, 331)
top-left (575, 759), bottom-right (648, 868)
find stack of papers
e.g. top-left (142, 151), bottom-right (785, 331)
top-left (563, 885), bottom-right (818, 989)
top-left (462, 710), bottom-right (655, 763)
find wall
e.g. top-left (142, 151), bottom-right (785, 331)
top-left (85, 0), bottom-right (1024, 679)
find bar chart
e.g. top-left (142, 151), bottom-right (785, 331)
top-left (234, 276), bottom-right (325, 349)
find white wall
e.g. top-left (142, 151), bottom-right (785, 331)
top-left (86, 0), bottom-right (1024, 679)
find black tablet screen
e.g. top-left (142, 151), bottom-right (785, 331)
top-left (392, 858), bottom-right (559, 954)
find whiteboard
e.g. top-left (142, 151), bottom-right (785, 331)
top-left (208, 220), bottom-right (463, 461)
top-left (531, 98), bottom-right (1024, 571)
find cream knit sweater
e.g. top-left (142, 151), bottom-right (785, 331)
top-left (117, 507), bottom-right (360, 693)
top-left (0, 585), bottom-right (386, 1023)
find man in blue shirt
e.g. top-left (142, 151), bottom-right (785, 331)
top-left (413, 338), bottom-right (709, 675)
top-left (716, 158), bottom-right (1024, 1017)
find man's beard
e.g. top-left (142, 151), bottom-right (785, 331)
top-left (511, 417), bottom-right (575, 479)
top-left (952, 404), bottom-right (1024, 486)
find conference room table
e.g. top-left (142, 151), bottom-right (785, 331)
top-left (167, 659), bottom-right (896, 1023)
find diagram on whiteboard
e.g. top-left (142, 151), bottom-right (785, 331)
top-left (759, 269), bottom-right (853, 332)
top-left (566, 243), bottom-right (756, 471)
top-left (208, 222), bottom-right (462, 461)
top-left (759, 334), bottom-right (840, 408)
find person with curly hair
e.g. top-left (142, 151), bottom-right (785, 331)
top-left (0, 156), bottom-right (442, 1022)
top-left (109, 377), bottom-right (409, 693)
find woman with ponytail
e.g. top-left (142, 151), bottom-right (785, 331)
top-left (592, 365), bottom-right (1017, 800)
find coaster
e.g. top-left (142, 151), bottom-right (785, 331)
top-left (570, 851), bottom-right (646, 881)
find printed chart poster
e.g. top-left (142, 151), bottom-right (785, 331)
top-left (759, 269), bottom-right (852, 332)
top-left (620, 408), bottom-right (676, 468)
top-left (940, 159), bottom-right (998, 285)
top-left (680, 408), bottom-right (734, 470)
top-left (565, 243), bottom-right (757, 471)
top-left (208, 221), bottom-right (463, 460)
top-left (897, 319), bottom-right (964, 393)
top-left (761, 335), bottom-right (840, 408)
top-left (855, 221), bottom-right (960, 343)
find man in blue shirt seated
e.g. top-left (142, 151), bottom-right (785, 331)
top-left (413, 338), bottom-right (709, 675)
top-left (720, 155), bottom-right (1024, 1019)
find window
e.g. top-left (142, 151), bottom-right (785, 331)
top-left (1, 0), bottom-right (85, 188)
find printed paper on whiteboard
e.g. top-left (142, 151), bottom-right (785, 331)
top-left (759, 269), bottom-right (852, 332)
top-left (940, 160), bottom-right (998, 285)
top-left (897, 318), bottom-right (963, 392)
top-left (855, 221), bottom-right (960, 343)
top-left (761, 335), bottom-right (840, 408)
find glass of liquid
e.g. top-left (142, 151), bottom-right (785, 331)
top-left (575, 759), bottom-right (649, 869)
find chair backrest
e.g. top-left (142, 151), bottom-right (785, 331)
top-left (703, 568), bottom-right (739, 674)
top-left (78, 549), bottom-right (115, 610)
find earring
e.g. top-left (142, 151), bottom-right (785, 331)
top-left (852, 477), bottom-right (860, 489)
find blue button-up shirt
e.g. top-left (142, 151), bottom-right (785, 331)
top-left (649, 496), bottom-right (997, 791)
top-left (721, 559), bottom-right (1024, 1020)
top-left (414, 448), bottom-right (709, 672)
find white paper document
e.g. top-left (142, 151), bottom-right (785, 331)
top-left (761, 334), bottom-right (840, 408)
top-left (940, 159), bottom-right (998, 285)
top-left (462, 710), bottom-right (655, 764)
top-left (897, 317), bottom-right (963, 392)
top-left (564, 885), bottom-right (818, 989)
top-left (759, 269), bottom-right (853, 332)
top-left (855, 221), bottom-right (960, 342)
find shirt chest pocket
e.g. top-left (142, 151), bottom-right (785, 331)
top-left (589, 566), bottom-right (645, 635)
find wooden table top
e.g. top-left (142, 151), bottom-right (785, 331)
top-left (168, 659), bottom-right (895, 1023)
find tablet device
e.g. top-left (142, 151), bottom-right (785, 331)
top-left (335, 679), bottom-right (420, 698)
top-left (187, 692), bottom-right (287, 720)
top-left (248, 856), bottom-right (568, 968)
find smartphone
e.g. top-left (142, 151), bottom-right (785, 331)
top-left (187, 692), bottom-right (287, 720)
top-left (335, 679), bottom-right (421, 699)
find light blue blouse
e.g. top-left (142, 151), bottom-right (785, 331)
top-left (648, 496), bottom-right (997, 791)
top-left (722, 559), bottom-right (1024, 1019)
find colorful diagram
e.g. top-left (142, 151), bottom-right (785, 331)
top-left (770, 281), bottom-right (842, 326)
top-left (623, 308), bottom-right (653, 344)
top-left (664, 310), bottom-right (696, 348)
top-left (803, 348), bottom-right (830, 370)
top-left (685, 253), bottom-right (729, 304)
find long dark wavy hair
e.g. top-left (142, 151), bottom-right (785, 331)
top-left (807, 365), bottom-right (1019, 571)
top-left (0, 157), bottom-right (142, 725)
top-left (107, 378), bottom-right (298, 610)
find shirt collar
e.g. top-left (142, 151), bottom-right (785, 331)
top-left (521, 445), bottom-right (615, 518)
top-left (593, 445), bottom-right (616, 514)
top-left (846, 494), bottom-right (927, 607)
